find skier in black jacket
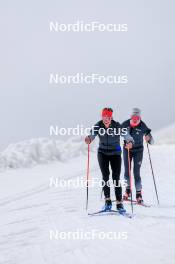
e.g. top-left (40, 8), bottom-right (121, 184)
top-left (85, 107), bottom-right (133, 211)
top-left (122, 108), bottom-right (154, 204)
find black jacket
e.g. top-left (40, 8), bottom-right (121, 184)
top-left (89, 120), bottom-right (133, 155)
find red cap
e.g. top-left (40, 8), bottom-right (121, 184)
top-left (102, 109), bottom-right (113, 118)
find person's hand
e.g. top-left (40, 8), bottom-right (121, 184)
top-left (85, 136), bottom-right (91, 144)
top-left (125, 142), bottom-right (133, 149)
top-left (145, 135), bottom-right (151, 142)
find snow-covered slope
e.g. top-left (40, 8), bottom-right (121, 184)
top-left (154, 123), bottom-right (175, 145)
top-left (0, 140), bottom-right (175, 264)
top-left (0, 137), bottom-right (97, 170)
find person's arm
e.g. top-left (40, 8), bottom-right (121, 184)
top-left (142, 122), bottom-right (154, 145)
top-left (120, 121), bottom-right (134, 148)
top-left (85, 122), bottom-right (100, 144)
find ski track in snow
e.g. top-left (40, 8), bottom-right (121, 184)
top-left (0, 146), bottom-right (175, 264)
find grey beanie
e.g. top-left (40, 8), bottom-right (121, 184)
top-left (132, 108), bottom-right (141, 116)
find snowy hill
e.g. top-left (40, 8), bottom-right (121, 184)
top-left (154, 123), bottom-right (175, 145)
top-left (0, 138), bottom-right (175, 263)
top-left (0, 137), bottom-right (97, 170)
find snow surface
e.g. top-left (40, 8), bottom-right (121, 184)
top-left (154, 123), bottom-right (175, 145)
top-left (0, 137), bottom-right (175, 264)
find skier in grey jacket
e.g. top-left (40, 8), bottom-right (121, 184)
top-left (122, 108), bottom-right (154, 203)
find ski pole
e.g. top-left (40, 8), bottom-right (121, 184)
top-left (146, 142), bottom-right (159, 205)
top-left (127, 148), bottom-right (134, 214)
top-left (86, 143), bottom-right (90, 211)
top-left (100, 188), bottom-right (103, 199)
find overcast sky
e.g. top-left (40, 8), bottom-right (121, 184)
top-left (0, 0), bottom-right (175, 145)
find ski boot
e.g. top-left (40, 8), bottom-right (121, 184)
top-left (136, 191), bottom-right (144, 204)
top-left (103, 198), bottom-right (112, 211)
top-left (123, 188), bottom-right (131, 201)
top-left (116, 201), bottom-right (126, 213)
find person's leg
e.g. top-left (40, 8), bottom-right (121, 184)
top-left (133, 150), bottom-right (143, 201)
top-left (110, 154), bottom-right (125, 210)
top-left (123, 148), bottom-right (132, 195)
top-left (109, 154), bottom-right (122, 202)
top-left (97, 152), bottom-right (110, 199)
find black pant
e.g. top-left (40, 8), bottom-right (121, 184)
top-left (98, 152), bottom-right (122, 201)
top-left (123, 148), bottom-right (143, 192)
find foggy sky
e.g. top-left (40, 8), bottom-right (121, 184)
top-left (0, 0), bottom-right (175, 145)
